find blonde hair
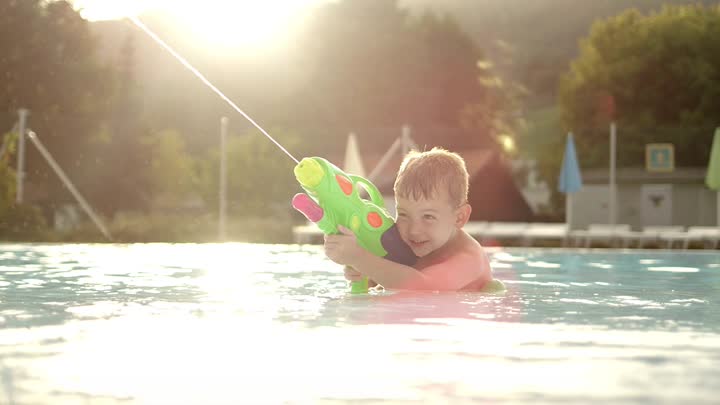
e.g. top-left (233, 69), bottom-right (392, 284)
top-left (393, 147), bottom-right (469, 207)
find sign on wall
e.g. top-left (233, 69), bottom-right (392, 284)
top-left (645, 143), bottom-right (674, 172)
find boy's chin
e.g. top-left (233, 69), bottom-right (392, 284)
top-left (408, 243), bottom-right (433, 257)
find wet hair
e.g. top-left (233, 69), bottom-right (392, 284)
top-left (393, 147), bottom-right (469, 207)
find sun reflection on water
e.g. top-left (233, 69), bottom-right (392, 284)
top-left (0, 245), bottom-right (719, 403)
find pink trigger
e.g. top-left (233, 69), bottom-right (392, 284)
top-left (292, 193), bottom-right (324, 223)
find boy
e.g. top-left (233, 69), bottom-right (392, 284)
top-left (324, 147), bottom-right (493, 291)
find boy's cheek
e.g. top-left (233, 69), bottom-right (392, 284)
top-left (395, 223), bottom-right (409, 239)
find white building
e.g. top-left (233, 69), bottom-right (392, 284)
top-left (570, 167), bottom-right (717, 230)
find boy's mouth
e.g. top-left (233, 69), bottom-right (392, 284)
top-left (409, 239), bottom-right (429, 249)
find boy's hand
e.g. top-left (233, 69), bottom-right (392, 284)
top-left (343, 266), bottom-right (363, 282)
top-left (324, 225), bottom-right (366, 266)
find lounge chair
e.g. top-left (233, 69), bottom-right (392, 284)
top-left (464, 221), bottom-right (489, 238)
top-left (295, 220), bottom-right (495, 245)
top-left (619, 226), bottom-right (685, 248)
top-left (480, 222), bottom-right (530, 243)
top-left (522, 223), bottom-right (569, 246)
top-left (659, 226), bottom-right (720, 249)
top-left (568, 224), bottom-right (632, 248)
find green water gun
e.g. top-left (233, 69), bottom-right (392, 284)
top-left (292, 157), bottom-right (417, 293)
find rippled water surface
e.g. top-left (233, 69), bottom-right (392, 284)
top-left (1, 244), bottom-right (719, 404)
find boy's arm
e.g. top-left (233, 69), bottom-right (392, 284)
top-left (325, 227), bottom-right (432, 289)
top-left (326, 226), bottom-right (490, 291)
top-left (348, 249), bottom-right (488, 291)
top-left (347, 249), bottom-right (433, 290)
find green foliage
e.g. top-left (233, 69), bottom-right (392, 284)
top-left (0, 131), bottom-right (17, 212)
top-left (0, 0), bottom-right (120, 227)
top-left (0, 0), bottom-right (113, 178)
top-left (81, 123), bottom-right (153, 216)
top-left (459, 56), bottom-right (528, 153)
top-left (50, 213), bottom-right (295, 243)
top-left (0, 132), bottom-right (48, 240)
top-left (411, 0), bottom-right (719, 107)
top-left (519, 106), bottom-right (564, 180)
top-left (0, 204), bottom-right (48, 240)
top-left (559, 4), bottom-right (720, 168)
top-left (143, 129), bottom-right (198, 205)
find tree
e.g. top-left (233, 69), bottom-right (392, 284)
top-left (290, 0), bottom-right (497, 151)
top-left (82, 30), bottom-right (154, 216)
top-left (198, 128), bottom-right (303, 216)
top-left (0, 132), bottom-right (17, 213)
top-left (559, 4), bottom-right (720, 168)
top-left (143, 129), bottom-right (198, 208)
top-left (0, 131), bottom-right (45, 236)
top-left (459, 45), bottom-right (528, 154)
top-left (0, 0), bottom-right (113, 204)
top-left (408, 0), bottom-right (720, 107)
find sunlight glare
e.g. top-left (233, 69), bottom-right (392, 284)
top-left (173, 0), bottom-right (309, 49)
top-left (74, 0), bottom-right (148, 21)
top-left (499, 134), bottom-right (516, 153)
top-left (74, 0), bottom-right (316, 50)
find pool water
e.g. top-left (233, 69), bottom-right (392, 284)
top-left (1, 244), bottom-right (719, 404)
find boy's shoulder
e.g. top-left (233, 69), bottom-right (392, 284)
top-left (458, 230), bottom-right (487, 255)
top-left (435, 233), bottom-right (487, 267)
top-left (418, 233), bottom-right (491, 290)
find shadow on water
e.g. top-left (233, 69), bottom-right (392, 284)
top-left (309, 288), bottom-right (524, 327)
top-left (267, 264), bottom-right (525, 327)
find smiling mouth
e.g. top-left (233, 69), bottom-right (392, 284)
top-left (409, 240), bottom-right (429, 248)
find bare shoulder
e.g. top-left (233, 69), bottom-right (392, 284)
top-left (445, 235), bottom-right (489, 272)
top-left (458, 231), bottom-right (493, 275)
top-left (459, 230), bottom-right (488, 258)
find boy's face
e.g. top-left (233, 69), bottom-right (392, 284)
top-left (395, 190), bottom-right (463, 257)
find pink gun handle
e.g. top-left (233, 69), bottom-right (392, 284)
top-left (292, 193), bottom-right (324, 223)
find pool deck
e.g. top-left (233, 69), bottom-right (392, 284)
top-left (293, 221), bottom-right (720, 249)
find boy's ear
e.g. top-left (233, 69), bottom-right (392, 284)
top-left (455, 203), bottom-right (472, 227)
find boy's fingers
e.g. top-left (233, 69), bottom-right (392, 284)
top-left (326, 233), bottom-right (353, 244)
top-left (337, 225), bottom-right (354, 236)
top-left (325, 235), bottom-right (341, 246)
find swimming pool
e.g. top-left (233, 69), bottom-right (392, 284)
top-left (1, 244), bottom-right (718, 404)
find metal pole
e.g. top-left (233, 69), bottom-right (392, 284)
top-left (219, 117), bottom-right (228, 241)
top-left (609, 121), bottom-right (617, 225)
top-left (401, 124), bottom-right (416, 154)
top-left (26, 131), bottom-right (112, 241)
top-left (368, 137), bottom-right (401, 182)
top-left (16, 109), bottom-right (29, 204)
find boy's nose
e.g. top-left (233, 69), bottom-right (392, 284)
top-left (406, 221), bottom-right (423, 237)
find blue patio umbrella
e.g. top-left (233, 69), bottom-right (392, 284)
top-left (705, 127), bottom-right (720, 225)
top-left (558, 133), bottom-right (583, 228)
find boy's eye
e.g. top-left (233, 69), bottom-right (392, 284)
top-left (397, 212), bottom-right (407, 217)
top-left (423, 214), bottom-right (436, 220)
